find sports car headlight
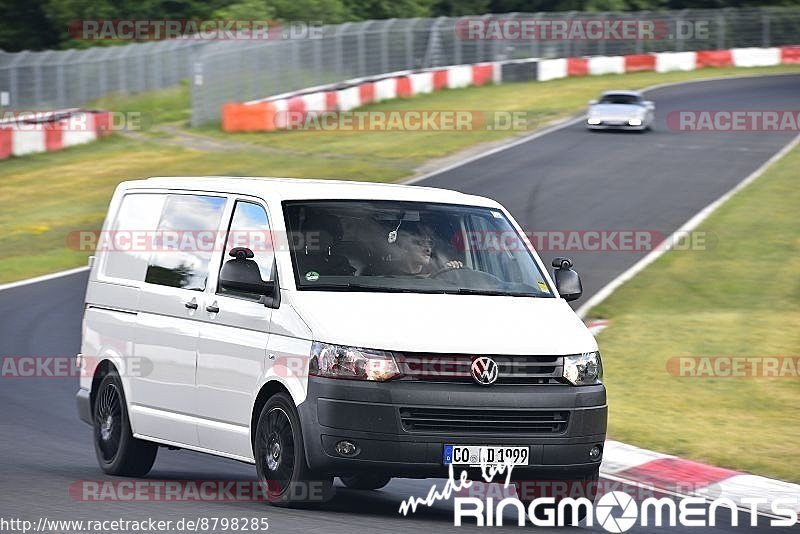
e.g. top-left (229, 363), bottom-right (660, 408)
top-left (309, 342), bottom-right (400, 381)
top-left (563, 352), bottom-right (603, 385)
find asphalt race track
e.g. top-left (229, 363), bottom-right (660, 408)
top-left (0, 74), bottom-right (798, 533)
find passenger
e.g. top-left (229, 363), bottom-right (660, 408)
top-left (299, 211), bottom-right (356, 276)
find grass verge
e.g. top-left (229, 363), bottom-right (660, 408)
top-left (587, 140), bottom-right (800, 483)
top-left (0, 64), bottom-right (798, 283)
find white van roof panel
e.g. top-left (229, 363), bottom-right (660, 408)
top-left (120, 176), bottom-right (499, 207)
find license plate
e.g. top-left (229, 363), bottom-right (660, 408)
top-left (443, 445), bottom-right (529, 466)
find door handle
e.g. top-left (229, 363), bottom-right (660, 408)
top-left (206, 302), bottom-right (220, 313)
top-left (185, 298), bottom-right (198, 310)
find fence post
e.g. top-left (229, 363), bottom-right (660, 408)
top-left (8, 51), bottom-right (29, 109)
top-left (716, 10), bottom-right (725, 50)
top-left (358, 21), bottom-right (372, 77)
top-left (405, 18), bottom-right (419, 70)
top-left (190, 47), bottom-right (202, 128)
top-left (382, 19), bottom-right (395, 73)
top-left (335, 23), bottom-right (351, 78)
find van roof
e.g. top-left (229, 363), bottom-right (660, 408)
top-left (120, 176), bottom-right (499, 207)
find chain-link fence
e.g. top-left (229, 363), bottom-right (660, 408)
top-left (191, 7), bottom-right (800, 125)
top-left (0, 7), bottom-right (798, 125)
top-left (0, 39), bottom-right (203, 111)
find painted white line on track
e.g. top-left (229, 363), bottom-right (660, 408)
top-left (599, 472), bottom-right (787, 520)
top-left (405, 72), bottom-right (800, 187)
top-left (3, 73), bottom-right (798, 295)
top-left (575, 132), bottom-right (800, 318)
top-left (0, 266), bottom-right (89, 292)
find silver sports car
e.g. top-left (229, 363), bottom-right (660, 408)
top-left (586, 90), bottom-right (655, 131)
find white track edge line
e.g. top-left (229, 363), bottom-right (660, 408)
top-left (600, 472), bottom-right (787, 520)
top-left (3, 73), bottom-right (797, 292)
top-left (0, 266), bottom-right (89, 292)
top-left (575, 132), bottom-right (800, 319)
top-left (404, 71), bottom-right (800, 186)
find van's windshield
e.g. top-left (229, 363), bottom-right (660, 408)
top-left (283, 200), bottom-right (553, 297)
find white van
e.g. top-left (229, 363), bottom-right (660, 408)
top-left (76, 177), bottom-right (606, 510)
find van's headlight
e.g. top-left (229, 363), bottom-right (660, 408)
top-left (309, 342), bottom-right (400, 381)
top-left (563, 352), bottom-right (603, 385)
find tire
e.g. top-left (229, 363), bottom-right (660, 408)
top-left (340, 473), bottom-right (391, 490)
top-left (93, 371), bottom-right (158, 477)
top-left (254, 392), bottom-right (333, 507)
top-left (513, 469), bottom-right (599, 526)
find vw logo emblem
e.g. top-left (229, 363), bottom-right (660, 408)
top-left (471, 357), bottom-right (499, 386)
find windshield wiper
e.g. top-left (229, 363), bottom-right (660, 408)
top-left (302, 283), bottom-right (541, 296)
top-left (303, 283), bottom-right (422, 293)
top-left (449, 288), bottom-right (538, 297)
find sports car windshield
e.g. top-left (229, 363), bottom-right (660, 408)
top-left (283, 200), bottom-right (553, 297)
top-left (599, 94), bottom-right (641, 105)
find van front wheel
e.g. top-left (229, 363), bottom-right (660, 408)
top-left (93, 372), bottom-right (158, 476)
top-left (255, 393), bottom-right (333, 507)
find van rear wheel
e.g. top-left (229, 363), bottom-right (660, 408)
top-left (255, 393), bottom-right (333, 507)
top-left (340, 474), bottom-right (391, 490)
top-left (93, 371), bottom-right (158, 476)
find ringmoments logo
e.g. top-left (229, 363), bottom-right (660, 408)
top-left (398, 460), bottom-right (799, 529)
top-left (452, 492), bottom-right (798, 529)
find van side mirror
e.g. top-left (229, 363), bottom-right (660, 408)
top-left (551, 257), bottom-right (582, 302)
top-left (588, 99), bottom-right (597, 105)
top-left (219, 247), bottom-right (279, 307)
top-left (643, 100), bottom-right (655, 110)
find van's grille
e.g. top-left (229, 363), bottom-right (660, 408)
top-left (399, 407), bottom-right (569, 434)
top-left (395, 354), bottom-right (564, 385)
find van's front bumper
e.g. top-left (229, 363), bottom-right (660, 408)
top-left (298, 377), bottom-right (607, 479)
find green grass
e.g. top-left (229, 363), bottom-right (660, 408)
top-left (587, 143), bottom-right (800, 483)
top-left (197, 65), bottom-right (800, 166)
top-left (0, 64), bottom-right (798, 283)
top-left (90, 81), bottom-right (192, 128)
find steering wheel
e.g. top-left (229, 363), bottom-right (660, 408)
top-left (429, 263), bottom-right (464, 278)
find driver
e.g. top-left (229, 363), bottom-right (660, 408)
top-left (379, 224), bottom-right (463, 276)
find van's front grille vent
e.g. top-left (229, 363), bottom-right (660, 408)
top-left (399, 407), bottom-right (569, 434)
top-left (394, 354), bottom-right (565, 385)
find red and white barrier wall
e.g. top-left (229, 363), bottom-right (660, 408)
top-left (222, 64), bottom-right (501, 132)
top-left (603, 440), bottom-right (800, 518)
top-left (0, 109), bottom-right (112, 161)
top-left (222, 45), bottom-right (799, 132)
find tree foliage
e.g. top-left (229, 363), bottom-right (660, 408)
top-left (1, 0), bottom-right (797, 51)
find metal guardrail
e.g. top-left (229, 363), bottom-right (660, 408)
top-left (0, 7), bottom-right (798, 126)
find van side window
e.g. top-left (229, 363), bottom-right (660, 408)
top-left (102, 193), bottom-right (165, 282)
top-left (218, 201), bottom-right (274, 300)
top-left (144, 194), bottom-right (226, 291)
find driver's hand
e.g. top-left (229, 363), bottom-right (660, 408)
top-left (445, 260), bottom-right (464, 269)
